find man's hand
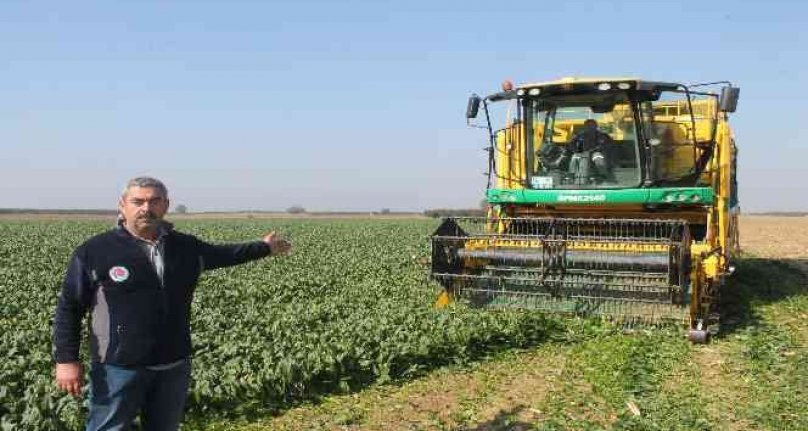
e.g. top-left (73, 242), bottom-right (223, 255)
top-left (263, 231), bottom-right (292, 256)
top-left (55, 362), bottom-right (83, 397)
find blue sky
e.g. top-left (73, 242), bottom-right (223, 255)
top-left (1, 0), bottom-right (806, 211)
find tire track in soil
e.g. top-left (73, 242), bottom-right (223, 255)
top-left (250, 346), bottom-right (566, 431)
top-left (692, 344), bottom-right (756, 431)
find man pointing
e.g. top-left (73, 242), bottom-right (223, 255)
top-left (53, 176), bottom-right (291, 430)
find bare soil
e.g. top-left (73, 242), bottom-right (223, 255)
top-left (738, 215), bottom-right (808, 259)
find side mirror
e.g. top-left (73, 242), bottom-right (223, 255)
top-left (719, 86), bottom-right (740, 113)
top-left (466, 95), bottom-right (481, 119)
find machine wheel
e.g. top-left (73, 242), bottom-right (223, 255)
top-left (688, 329), bottom-right (710, 344)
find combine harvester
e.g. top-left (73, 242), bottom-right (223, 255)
top-left (431, 77), bottom-right (740, 342)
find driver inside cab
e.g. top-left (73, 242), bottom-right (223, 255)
top-left (541, 118), bottom-right (613, 183)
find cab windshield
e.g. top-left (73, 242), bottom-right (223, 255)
top-left (481, 88), bottom-right (711, 191)
top-left (528, 95), bottom-right (640, 189)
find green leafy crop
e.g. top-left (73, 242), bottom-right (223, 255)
top-left (0, 219), bottom-right (558, 430)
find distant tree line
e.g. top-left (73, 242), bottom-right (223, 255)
top-left (422, 199), bottom-right (489, 218)
top-left (751, 211), bottom-right (808, 217)
top-left (423, 208), bottom-right (485, 218)
top-left (0, 206), bottom-right (493, 218)
top-left (0, 209), bottom-right (117, 215)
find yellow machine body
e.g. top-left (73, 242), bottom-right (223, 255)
top-left (431, 77), bottom-right (740, 339)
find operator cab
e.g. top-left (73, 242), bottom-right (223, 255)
top-left (467, 77), bottom-right (739, 192)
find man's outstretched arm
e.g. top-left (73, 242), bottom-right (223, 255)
top-left (196, 231), bottom-right (291, 271)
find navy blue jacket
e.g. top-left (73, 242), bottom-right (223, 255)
top-left (52, 224), bottom-right (272, 366)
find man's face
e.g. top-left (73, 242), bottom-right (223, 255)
top-left (118, 186), bottom-right (169, 231)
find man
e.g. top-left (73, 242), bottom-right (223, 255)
top-left (567, 119), bottom-right (613, 180)
top-left (541, 119), bottom-right (613, 182)
top-left (52, 177), bottom-right (291, 430)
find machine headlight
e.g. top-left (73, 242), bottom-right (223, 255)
top-left (597, 83), bottom-right (612, 91)
top-left (516, 89), bottom-right (525, 96)
top-left (528, 88), bottom-right (541, 96)
top-left (617, 82), bottom-right (631, 90)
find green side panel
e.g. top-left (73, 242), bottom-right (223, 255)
top-left (487, 187), bottom-right (715, 205)
top-left (646, 188), bottom-right (715, 205)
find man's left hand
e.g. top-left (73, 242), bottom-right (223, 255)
top-left (263, 231), bottom-right (292, 256)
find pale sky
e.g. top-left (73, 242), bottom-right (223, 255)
top-left (1, 0), bottom-right (806, 212)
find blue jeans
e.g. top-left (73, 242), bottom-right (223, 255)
top-left (86, 359), bottom-right (191, 431)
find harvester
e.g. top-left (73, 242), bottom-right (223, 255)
top-left (431, 77), bottom-right (740, 342)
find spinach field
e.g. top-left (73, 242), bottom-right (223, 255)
top-left (0, 218), bottom-right (556, 429)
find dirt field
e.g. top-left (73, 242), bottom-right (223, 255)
top-left (739, 215), bottom-right (808, 258)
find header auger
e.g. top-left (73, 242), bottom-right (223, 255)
top-left (431, 77), bottom-right (740, 343)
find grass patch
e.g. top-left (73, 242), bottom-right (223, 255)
top-left (532, 324), bottom-right (714, 431)
top-left (716, 257), bottom-right (808, 430)
top-left (731, 322), bottom-right (806, 430)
